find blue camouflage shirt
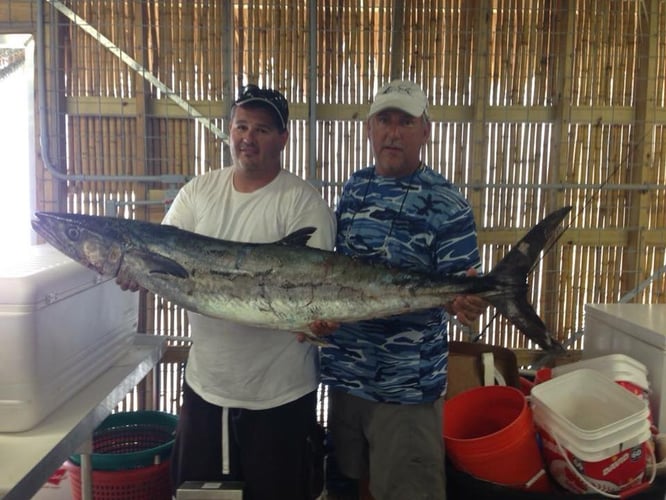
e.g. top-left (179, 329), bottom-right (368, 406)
top-left (320, 164), bottom-right (481, 404)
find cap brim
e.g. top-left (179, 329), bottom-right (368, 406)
top-left (235, 97), bottom-right (287, 129)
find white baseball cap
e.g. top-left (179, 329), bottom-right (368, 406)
top-left (368, 80), bottom-right (428, 118)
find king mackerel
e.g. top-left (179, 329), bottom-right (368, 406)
top-left (31, 206), bottom-right (571, 351)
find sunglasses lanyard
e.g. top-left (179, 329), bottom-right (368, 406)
top-left (344, 162), bottom-right (422, 257)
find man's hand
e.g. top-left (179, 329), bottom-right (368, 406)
top-left (309, 320), bottom-right (339, 337)
top-left (445, 268), bottom-right (489, 326)
top-left (296, 320), bottom-right (340, 343)
top-left (115, 269), bottom-right (141, 292)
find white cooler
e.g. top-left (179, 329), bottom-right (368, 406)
top-left (0, 245), bottom-right (138, 432)
top-left (584, 303), bottom-right (666, 432)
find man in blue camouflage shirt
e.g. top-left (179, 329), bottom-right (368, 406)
top-left (317, 80), bottom-right (488, 500)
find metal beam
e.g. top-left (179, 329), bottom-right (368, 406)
top-left (45, 0), bottom-right (227, 143)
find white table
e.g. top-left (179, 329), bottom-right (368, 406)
top-left (0, 335), bottom-right (166, 500)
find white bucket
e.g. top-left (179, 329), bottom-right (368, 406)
top-left (551, 354), bottom-right (654, 427)
top-left (553, 353), bottom-right (649, 392)
top-left (531, 369), bottom-right (654, 497)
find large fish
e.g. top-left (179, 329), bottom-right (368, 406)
top-left (31, 207), bottom-right (571, 352)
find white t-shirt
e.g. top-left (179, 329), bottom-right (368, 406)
top-left (163, 167), bottom-right (336, 409)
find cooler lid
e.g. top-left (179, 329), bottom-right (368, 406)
top-left (0, 245), bottom-right (107, 308)
top-left (585, 303), bottom-right (666, 350)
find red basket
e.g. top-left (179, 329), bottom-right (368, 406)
top-left (64, 411), bottom-right (177, 500)
top-left (64, 460), bottom-right (172, 500)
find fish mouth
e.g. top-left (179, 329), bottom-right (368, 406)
top-left (30, 212), bottom-right (117, 275)
top-left (31, 212), bottom-right (57, 244)
top-left (31, 212), bottom-right (77, 254)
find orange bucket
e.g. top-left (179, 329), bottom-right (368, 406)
top-left (443, 385), bottom-right (550, 492)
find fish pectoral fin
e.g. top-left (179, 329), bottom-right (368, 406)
top-left (278, 227), bottom-right (316, 247)
top-left (128, 250), bottom-right (190, 279)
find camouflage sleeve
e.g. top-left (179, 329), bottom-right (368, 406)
top-left (434, 202), bottom-right (481, 276)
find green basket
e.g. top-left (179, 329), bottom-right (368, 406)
top-left (69, 410), bottom-right (178, 471)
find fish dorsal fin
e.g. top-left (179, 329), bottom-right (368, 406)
top-left (278, 227), bottom-right (316, 247)
top-left (128, 249), bottom-right (190, 278)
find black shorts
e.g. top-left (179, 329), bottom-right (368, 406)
top-left (170, 382), bottom-right (324, 500)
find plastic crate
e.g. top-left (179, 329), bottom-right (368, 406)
top-left (64, 411), bottom-right (178, 500)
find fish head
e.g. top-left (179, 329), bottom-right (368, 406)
top-left (31, 212), bottom-right (127, 277)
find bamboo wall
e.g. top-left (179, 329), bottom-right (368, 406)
top-left (3, 0), bottom-right (666, 411)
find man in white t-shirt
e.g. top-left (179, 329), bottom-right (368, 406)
top-left (122, 85), bottom-right (335, 499)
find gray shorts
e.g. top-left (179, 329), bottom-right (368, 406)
top-left (329, 389), bottom-right (446, 500)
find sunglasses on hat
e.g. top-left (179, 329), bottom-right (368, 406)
top-left (234, 84), bottom-right (289, 130)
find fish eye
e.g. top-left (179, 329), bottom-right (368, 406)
top-left (65, 226), bottom-right (80, 241)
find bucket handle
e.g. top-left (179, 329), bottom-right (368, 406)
top-left (524, 467), bottom-right (547, 491)
top-left (553, 431), bottom-right (656, 499)
top-left (481, 352), bottom-right (507, 386)
top-left (465, 466), bottom-right (548, 491)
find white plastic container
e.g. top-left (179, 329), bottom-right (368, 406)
top-left (552, 354), bottom-right (652, 424)
top-left (585, 303), bottom-right (666, 431)
top-left (532, 369), bottom-right (650, 454)
top-left (532, 369), bottom-right (652, 494)
top-left (552, 354), bottom-right (649, 392)
top-left (0, 245), bottom-right (138, 432)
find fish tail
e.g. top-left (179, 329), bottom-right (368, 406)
top-left (483, 207), bottom-right (572, 352)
